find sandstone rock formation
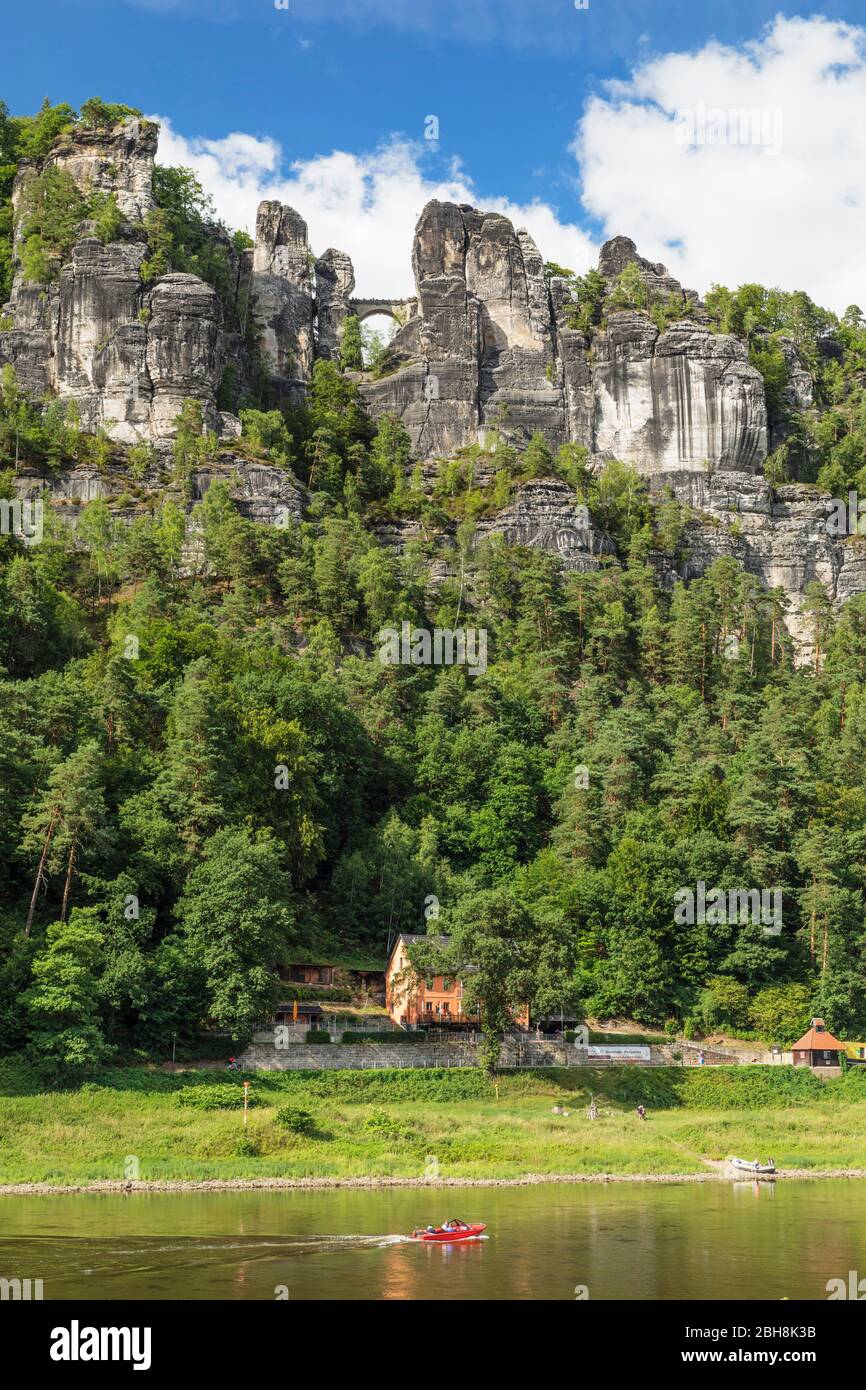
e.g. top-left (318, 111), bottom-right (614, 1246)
top-left (591, 314), bottom-right (767, 479)
top-left (360, 200), bottom-right (563, 459)
top-left (597, 234), bottom-right (701, 307)
top-left (675, 475), bottom-right (866, 651)
top-left (11, 116), bottom-right (158, 227)
top-left (1, 119), bottom-right (227, 444)
top-left (250, 201), bottom-right (314, 400)
top-left (346, 202), bottom-right (768, 493)
top-left (0, 116), bottom-right (861, 660)
top-left (473, 477), bottom-right (617, 572)
top-left (375, 477), bottom-right (616, 579)
top-left (190, 455), bottom-right (306, 527)
top-left (1, 236), bottom-right (225, 444)
top-left (314, 248), bottom-right (355, 360)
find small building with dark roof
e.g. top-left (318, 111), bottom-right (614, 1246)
top-left (274, 1001), bottom-right (324, 1029)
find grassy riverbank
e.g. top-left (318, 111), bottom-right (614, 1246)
top-left (1, 1064), bottom-right (865, 1188)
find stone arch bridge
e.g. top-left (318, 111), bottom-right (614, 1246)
top-left (349, 297), bottom-right (417, 325)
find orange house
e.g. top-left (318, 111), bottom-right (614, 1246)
top-left (386, 935), bottom-right (476, 1028)
top-left (385, 934), bottom-right (528, 1031)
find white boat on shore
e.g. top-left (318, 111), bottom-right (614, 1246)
top-left (728, 1156), bottom-right (777, 1176)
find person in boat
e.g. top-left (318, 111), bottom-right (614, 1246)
top-left (443, 1219), bottom-right (468, 1231)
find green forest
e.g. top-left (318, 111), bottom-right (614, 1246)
top-left (3, 98), bottom-right (866, 1075)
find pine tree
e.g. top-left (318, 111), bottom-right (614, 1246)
top-left (338, 314), bottom-right (364, 370)
top-left (20, 743), bottom-right (111, 933)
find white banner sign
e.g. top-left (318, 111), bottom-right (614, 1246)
top-left (586, 1044), bottom-right (651, 1060)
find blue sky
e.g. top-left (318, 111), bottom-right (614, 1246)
top-left (5, 2), bottom-right (866, 306)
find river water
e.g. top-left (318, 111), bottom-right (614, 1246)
top-left (1, 1180), bottom-right (864, 1300)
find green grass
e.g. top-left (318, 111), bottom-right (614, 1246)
top-left (1, 1064), bottom-right (865, 1185)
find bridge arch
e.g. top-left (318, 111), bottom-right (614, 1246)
top-left (349, 297), bottom-right (416, 325)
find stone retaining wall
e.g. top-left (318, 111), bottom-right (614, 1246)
top-left (238, 1037), bottom-right (781, 1071)
top-left (240, 1041), bottom-right (480, 1070)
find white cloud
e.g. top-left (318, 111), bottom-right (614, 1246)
top-left (153, 118), bottom-right (597, 297)
top-left (573, 15), bottom-right (866, 312)
top-left (152, 15), bottom-right (866, 313)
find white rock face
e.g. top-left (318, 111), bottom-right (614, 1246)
top-left (592, 316), bottom-right (767, 474)
top-left (53, 239), bottom-right (151, 441)
top-left (1, 241), bottom-right (224, 444)
top-left (363, 200), bottom-right (563, 456)
top-left (145, 273), bottom-right (224, 438)
top-left (355, 206), bottom-right (768, 481)
top-left (466, 213), bottom-right (547, 353)
top-left (675, 475), bottom-right (866, 659)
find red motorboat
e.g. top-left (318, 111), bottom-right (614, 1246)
top-left (411, 1221), bottom-right (486, 1243)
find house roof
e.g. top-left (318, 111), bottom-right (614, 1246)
top-left (792, 1018), bottom-right (845, 1051)
top-left (388, 933), bottom-right (451, 965)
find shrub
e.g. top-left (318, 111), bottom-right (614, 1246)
top-left (234, 1135), bottom-right (260, 1157)
top-left (588, 1032), bottom-right (667, 1046)
top-left (699, 975), bottom-right (752, 1031)
top-left (277, 985), bottom-right (352, 1003)
top-left (749, 984), bottom-right (812, 1046)
top-left (78, 98), bottom-right (143, 130)
top-left (679, 1066), bottom-right (827, 1110)
top-left (361, 1107), bottom-right (416, 1142)
top-left (174, 1083), bottom-right (261, 1110)
top-left (247, 1068), bottom-right (493, 1104)
top-left (305, 1031), bottom-right (331, 1044)
top-left (274, 1106), bottom-right (316, 1135)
